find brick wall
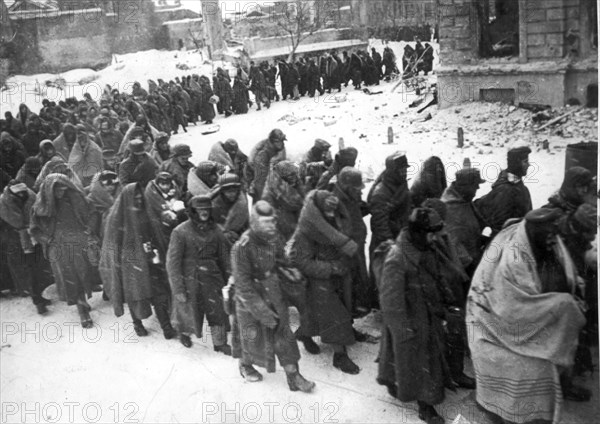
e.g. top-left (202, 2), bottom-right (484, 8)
top-left (526, 0), bottom-right (569, 59)
top-left (438, 0), bottom-right (478, 64)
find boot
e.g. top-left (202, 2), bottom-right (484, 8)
top-left (214, 344), bottom-right (232, 356)
top-left (418, 401), bottom-right (444, 424)
top-left (40, 297), bottom-right (51, 306)
top-left (333, 352), bottom-right (360, 375)
top-left (36, 303), bottom-right (48, 315)
top-left (77, 302), bottom-right (93, 328)
top-left (133, 320), bottom-right (148, 337)
top-left (154, 301), bottom-right (175, 340)
top-left (239, 363), bottom-right (263, 382)
top-left (286, 370), bottom-right (316, 393)
top-left (180, 334), bottom-right (192, 348)
top-left (296, 334), bottom-right (320, 354)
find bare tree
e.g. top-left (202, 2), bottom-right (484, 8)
top-left (275, 1), bottom-right (331, 62)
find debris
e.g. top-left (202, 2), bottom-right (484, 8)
top-left (359, 134), bottom-right (367, 139)
top-left (200, 124), bottom-right (220, 135)
top-left (363, 88), bottom-right (383, 95)
top-left (176, 63), bottom-right (191, 70)
top-left (536, 107), bottom-right (582, 131)
top-left (457, 127), bottom-right (464, 148)
top-left (417, 93), bottom-right (438, 113)
top-left (324, 119), bottom-right (337, 127)
top-left (45, 77), bottom-right (67, 90)
top-left (409, 97), bottom-right (425, 108)
top-left (338, 138), bottom-right (345, 150)
top-left (542, 140), bottom-right (550, 150)
top-left (388, 126), bottom-right (394, 144)
top-left (410, 113), bottom-right (432, 124)
top-left (532, 110), bottom-right (552, 123)
top-left (519, 102), bottom-right (551, 113)
top-left (78, 74), bottom-right (99, 85)
top-left (463, 158), bottom-right (471, 169)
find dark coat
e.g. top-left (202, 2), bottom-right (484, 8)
top-left (30, 174), bottom-right (93, 305)
top-left (474, 170), bottom-right (532, 236)
top-left (167, 220), bottom-right (230, 337)
top-left (158, 157), bottom-right (193, 192)
top-left (247, 139), bottom-right (286, 200)
top-left (118, 154), bottom-right (158, 188)
top-left (232, 79), bottom-right (249, 114)
top-left (410, 156), bottom-right (447, 207)
top-left (367, 172), bottom-right (411, 256)
top-left (377, 229), bottom-right (454, 405)
top-left (287, 190), bottom-right (356, 345)
top-left (261, 167), bottom-right (305, 241)
top-left (441, 185), bottom-right (485, 268)
top-left (99, 183), bottom-right (168, 318)
top-left (212, 193), bottom-right (249, 243)
top-left (232, 230), bottom-right (300, 372)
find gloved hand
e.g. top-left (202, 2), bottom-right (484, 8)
top-left (261, 310), bottom-right (279, 329)
top-left (224, 231), bottom-right (239, 244)
top-left (175, 293), bottom-right (188, 303)
top-left (340, 239), bottom-right (358, 257)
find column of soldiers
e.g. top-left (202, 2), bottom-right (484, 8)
top-left (1, 104), bottom-right (597, 421)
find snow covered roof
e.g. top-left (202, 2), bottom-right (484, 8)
top-left (251, 39), bottom-right (368, 60)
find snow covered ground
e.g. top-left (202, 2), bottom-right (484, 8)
top-left (1, 44), bottom-right (598, 424)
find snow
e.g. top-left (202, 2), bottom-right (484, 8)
top-left (1, 45), bottom-right (598, 424)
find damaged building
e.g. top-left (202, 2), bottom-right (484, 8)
top-left (436, 0), bottom-right (598, 108)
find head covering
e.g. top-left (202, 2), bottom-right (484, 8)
top-left (23, 156), bottom-right (42, 174)
top-left (171, 144), bottom-right (192, 158)
top-left (561, 166), bottom-right (594, 193)
top-left (102, 149), bottom-right (116, 160)
top-left (314, 138), bottom-right (331, 151)
top-left (268, 129), bottom-right (286, 144)
top-left (75, 124), bottom-right (87, 135)
top-left (338, 166), bottom-right (364, 189)
top-left (337, 147), bottom-right (358, 168)
top-left (421, 198), bottom-right (447, 221)
top-left (155, 171), bottom-right (173, 184)
top-left (129, 139), bottom-right (146, 155)
top-left (98, 170), bottom-right (118, 184)
top-left (408, 207), bottom-right (444, 233)
top-left (507, 146), bottom-right (531, 175)
top-left (455, 168), bottom-right (486, 186)
top-left (39, 139), bottom-right (54, 150)
top-left (274, 160), bottom-right (299, 180)
top-left (155, 132), bottom-right (170, 144)
top-left (218, 173), bottom-right (241, 189)
top-left (525, 208), bottom-right (562, 225)
top-left (385, 152), bottom-right (409, 171)
top-left (190, 195), bottom-right (212, 210)
top-left (223, 139), bottom-right (239, 153)
top-left (195, 161), bottom-right (219, 183)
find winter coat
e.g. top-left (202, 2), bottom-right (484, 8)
top-left (68, 138), bottom-right (104, 187)
top-left (118, 154), bottom-right (158, 188)
top-left (377, 229), bottom-right (454, 405)
top-left (99, 183), bottom-right (168, 318)
top-left (261, 166), bottom-right (305, 241)
top-left (287, 190), bottom-right (356, 345)
top-left (30, 174), bottom-right (93, 305)
top-left (94, 129), bottom-right (123, 153)
top-left (212, 192), bottom-right (249, 243)
top-left (52, 125), bottom-right (77, 162)
top-left (0, 132), bottom-right (26, 190)
top-left (208, 142), bottom-right (247, 180)
top-left (158, 158), bottom-right (193, 193)
top-left (144, 179), bottom-right (184, 248)
top-left (441, 185), bottom-right (485, 267)
top-left (232, 230), bottom-right (300, 372)
top-left (367, 172), bottom-right (411, 255)
top-left (410, 156), bottom-right (447, 207)
top-left (474, 170), bottom-right (532, 236)
top-left (247, 139), bottom-right (286, 200)
top-left (167, 220), bottom-right (230, 337)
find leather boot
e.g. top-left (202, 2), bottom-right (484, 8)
top-left (286, 370), bottom-right (316, 393)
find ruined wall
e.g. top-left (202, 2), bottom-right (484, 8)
top-left (10, 1), bottom-right (158, 74)
top-left (525, 0), bottom-right (581, 59)
top-left (438, 0), bottom-right (478, 64)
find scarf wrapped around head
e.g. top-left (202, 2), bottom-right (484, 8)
top-left (32, 173), bottom-right (87, 218)
top-left (0, 183), bottom-right (36, 229)
top-left (263, 161), bottom-right (305, 212)
top-left (87, 171), bottom-right (118, 211)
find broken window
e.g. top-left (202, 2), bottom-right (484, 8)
top-left (480, 0), bottom-right (519, 58)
